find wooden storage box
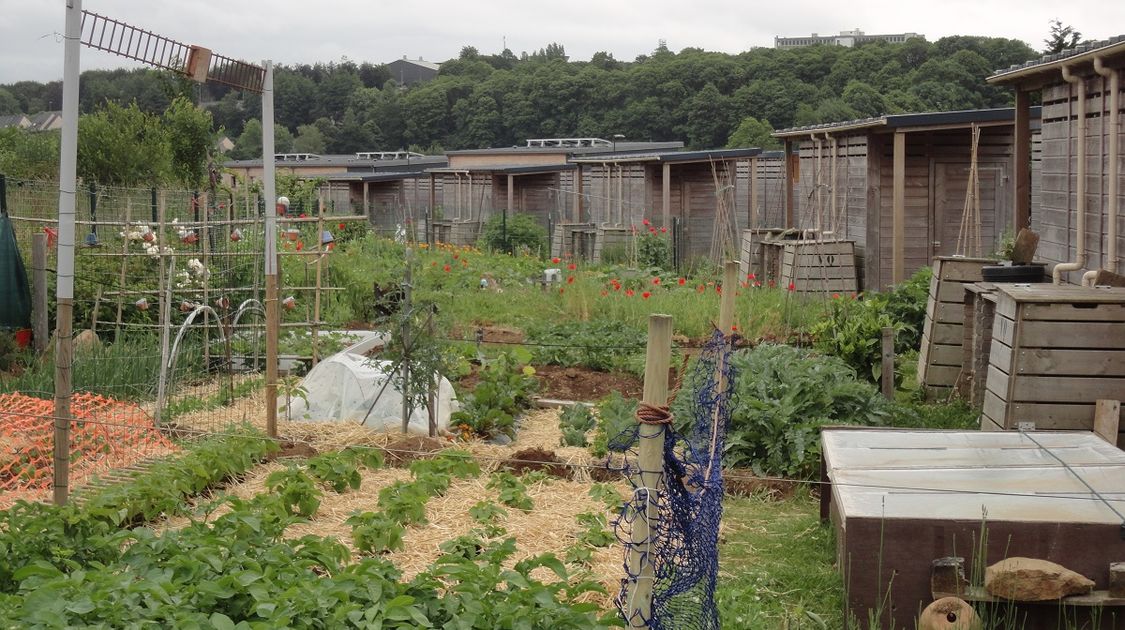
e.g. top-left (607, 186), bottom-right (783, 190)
top-left (982, 284), bottom-right (1125, 447)
top-left (917, 256), bottom-right (994, 398)
top-left (777, 239), bottom-right (858, 295)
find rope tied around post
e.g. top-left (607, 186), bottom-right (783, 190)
top-left (635, 402), bottom-right (672, 426)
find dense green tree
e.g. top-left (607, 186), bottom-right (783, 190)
top-left (77, 101), bottom-right (170, 185)
top-left (1044, 19), bottom-right (1081, 54)
top-left (230, 118), bottom-right (294, 160)
top-left (0, 88), bottom-right (19, 115)
top-left (162, 96), bottom-right (215, 188)
top-left (0, 128), bottom-right (59, 179)
top-left (841, 81), bottom-right (886, 118)
top-left (726, 116), bottom-right (780, 150)
top-left (292, 123), bottom-right (327, 153)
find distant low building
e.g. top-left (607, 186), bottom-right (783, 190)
top-left (27, 111), bottom-right (62, 132)
top-left (0, 114), bottom-right (31, 130)
top-left (214, 136), bottom-right (235, 154)
top-left (386, 57), bottom-right (441, 86)
top-left (775, 29), bottom-right (923, 49)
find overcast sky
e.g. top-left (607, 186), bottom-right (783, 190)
top-left (1, 1), bottom-right (1121, 84)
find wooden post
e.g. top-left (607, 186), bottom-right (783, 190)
top-left (881, 326), bottom-right (895, 400)
top-left (784, 139), bottom-right (795, 228)
top-left (749, 157), bottom-right (759, 230)
top-left (1013, 89), bottom-right (1031, 233)
top-left (892, 131), bottom-right (906, 284)
top-left (428, 173), bottom-right (436, 244)
top-left (661, 162), bottom-right (671, 228)
top-left (31, 233), bottom-right (48, 354)
top-left (401, 248), bottom-right (413, 434)
top-left (507, 174), bottom-right (515, 252)
top-left (625, 313), bottom-right (673, 628)
top-left (1093, 400), bottom-right (1121, 445)
top-left (866, 135), bottom-right (884, 290)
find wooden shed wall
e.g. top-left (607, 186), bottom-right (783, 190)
top-left (437, 173), bottom-right (494, 222)
top-left (492, 173), bottom-right (566, 229)
top-left (1035, 77), bottom-right (1125, 282)
top-left (645, 161), bottom-right (739, 259)
top-left (577, 163), bottom-right (647, 226)
top-left (794, 135), bottom-right (870, 246)
top-left (734, 156), bottom-right (787, 229)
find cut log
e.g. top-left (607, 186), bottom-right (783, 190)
top-left (918, 597), bottom-right (981, 630)
top-left (984, 557), bottom-right (1095, 601)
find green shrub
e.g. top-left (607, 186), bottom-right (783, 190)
top-left (636, 230), bottom-right (671, 270)
top-left (675, 344), bottom-right (891, 478)
top-left (451, 352), bottom-right (538, 440)
top-left (478, 212), bottom-right (547, 255)
top-left (558, 404), bottom-right (596, 447)
top-left (527, 320), bottom-right (645, 374)
top-left (590, 391), bottom-right (638, 457)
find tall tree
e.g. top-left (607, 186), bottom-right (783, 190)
top-left (162, 96), bottom-right (215, 188)
top-left (1044, 19), bottom-right (1082, 54)
top-left (77, 101), bottom-right (171, 186)
top-left (726, 116), bottom-right (780, 150)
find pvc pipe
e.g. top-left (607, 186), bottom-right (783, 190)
top-left (1096, 58), bottom-right (1120, 275)
top-left (1054, 65), bottom-right (1087, 284)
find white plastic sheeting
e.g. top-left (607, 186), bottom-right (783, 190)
top-left (280, 332), bottom-right (458, 434)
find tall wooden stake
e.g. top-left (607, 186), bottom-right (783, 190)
top-left (626, 314), bottom-right (673, 627)
top-left (881, 326), bottom-right (895, 400)
top-left (31, 233), bottom-right (47, 354)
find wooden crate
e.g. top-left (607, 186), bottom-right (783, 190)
top-left (551, 223), bottom-right (596, 260)
top-left (778, 239), bottom-right (858, 295)
top-left (738, 228), bottom-right (788, 278)
top-left (982, 284), bottom-right (1125, 446)
top-left (917, 257), bottom-right (994, 397)
top-left (957, 282), bottom-right (998, 407)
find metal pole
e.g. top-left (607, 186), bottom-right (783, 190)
top-left (401, 248), bottom-right (413, 433)
top-left (262, 60), bottom-right (279, 438)
top-left (52, 0), bottom-right (83, 507)
top-left (155, 257), bottom-right (174, 424)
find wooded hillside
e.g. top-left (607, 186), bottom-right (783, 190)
top-left (0, 36), bottom-right (1036, 155)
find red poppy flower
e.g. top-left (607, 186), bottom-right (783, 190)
top-left (567, 276), bottom-right (575, 284)
top-left (731, 324), bottom-right (738, 332)
top-left (338, 222), bottom-right (346, 230)
top-left (716, 286), bottom-right (722, 294)
top-left (642, 291), bottom-right (651, 299)
top-left (787, 282), bottom-right (796, 292)
top-left (649, 227), bottom-right (657, 234)
top-left (552, 257), bottom-right (560, 264)
top-left (768, 280), bottom-right (776, 288)
top-left (652, 277), bottom-right (660, 285)
top-left (832, 293), bottom-right (841, 299)
top-left (625, 289), bottom-right (635, 297)
top-left (747, 273), bottom-right (756, 280)
top-left (697, 285), bottom-right (705, 292)
top-left (642, 218), bottom-right (650, 226)
top-left (453, 253), bottom-right (459, 260)
top-left (296, 241), bottom-right (304, 251)
top-left (660, 226), bottom-right (667, 233)
top-left (600, 290), bottom-right (608, 297)
top-left (443, 264), bottom-right (451, 272)
top-left (431, 261), bottom-right (438, 266)
top-left (753, 281), bottom-right (761, 288)
top-left (299, 213), bottom-right (306, 219)
top-left (567, 263), bottom-right (577, 271)
top-left (559, 288), bottom-right (565, 294)
top-left (678, 277), bottom-right (686, 285)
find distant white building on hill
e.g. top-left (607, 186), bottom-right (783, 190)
top-left (774, 29), bottom-right (924, 49)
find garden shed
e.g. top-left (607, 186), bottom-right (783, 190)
top-left (319, 171), bottom-right (439, 239)
top-left (987, 36), bottom-right (1125, 285)
top-left (428, 139), bottom-right (682, 247)
top-left (774, 108), bottom-right (1042, 290)
top-left (569, 148), bottom-right (763, 262)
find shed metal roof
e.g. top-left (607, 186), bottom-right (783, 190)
top-left (428, 163), bottom-right (576, 175)
top-left (570, 147), bottom-right (761, 164)
top-left (773, 106), bottom-right (1043, 138)
top-left (223, 154), bottom-right (447, 170)
top-left (988, 35), bottom-right (1125, 85)
top-left (445, 141), bottom-right (683, 157)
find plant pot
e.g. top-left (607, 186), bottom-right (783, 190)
top-left (981, 262), bottom-right (1046, 283)
top-left (14, 328), bottom-right (32, 348)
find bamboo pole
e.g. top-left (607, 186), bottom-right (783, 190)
top-left (625, 313), bottom-right (673, 628)
top-left (32, 233), bottom-right (48, 354)
top-left (311, 193), bottom-right (325, 367)
top-left (114, 200), bottom-right (130, 337)
top-left (400, 248), bottom-right (414, 434)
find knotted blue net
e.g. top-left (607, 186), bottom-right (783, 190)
top-left (610, 329), bottom-right (735, 630)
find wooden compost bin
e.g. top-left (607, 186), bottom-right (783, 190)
top-left (958, 282), bottom-right (999, 408)
top-left (917, 256), bottom-right (994, 398)
top-left (982, 285), bottom-right (1125, 448)
top-left (738, 228), bottom-right (788, 278)
top-left (777, 239), bottom-right (858, 295)
top-left (822, 428), bottom-right (1125, 630)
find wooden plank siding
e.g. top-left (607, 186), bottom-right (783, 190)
top-left (1034, 78), bottom-right (1125, 282)
top-left (981, 285), bottom-right (1125, 431)
top-left (918, 257), bottom-right (993, 396)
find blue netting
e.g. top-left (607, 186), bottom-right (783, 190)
top-left (611, 329), bottom-right (735, 630)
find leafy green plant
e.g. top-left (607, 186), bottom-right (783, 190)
top-left (575, 512), bottom-right (614, 548)
top-left (347, 512), bottom-right (406, 554)
top-left (487, 472), bottom-right (534, 512)
top-left (528, 320), bottom-right (646, 374)
top-left (265, 467), bottom-right (322, 518)
top-left (306, 447), bottom-right (383, 493)
top-left (591, 391), bottom-right (638, 457)
top-left (478, 211), bottom-right (548, 255)
top-left (451, 351), bottom-right (538, 440)
top-left (558, 404), bottom-right (597, 447)
top-left (588, 483), bottom-right (623, 510)
top-left (410, 449), bottom-right (480, 479)
top-left (636, 230), bottom-right (672, 270)
top-left (377, 481), bottom-right (432, 526)
top-left (468, 501), bottom-right (507, 524)
top-left (674, 344), bottom-right (891, 479)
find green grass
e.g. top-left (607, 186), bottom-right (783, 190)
top-left (716, 491), bottom-right (844, 629)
